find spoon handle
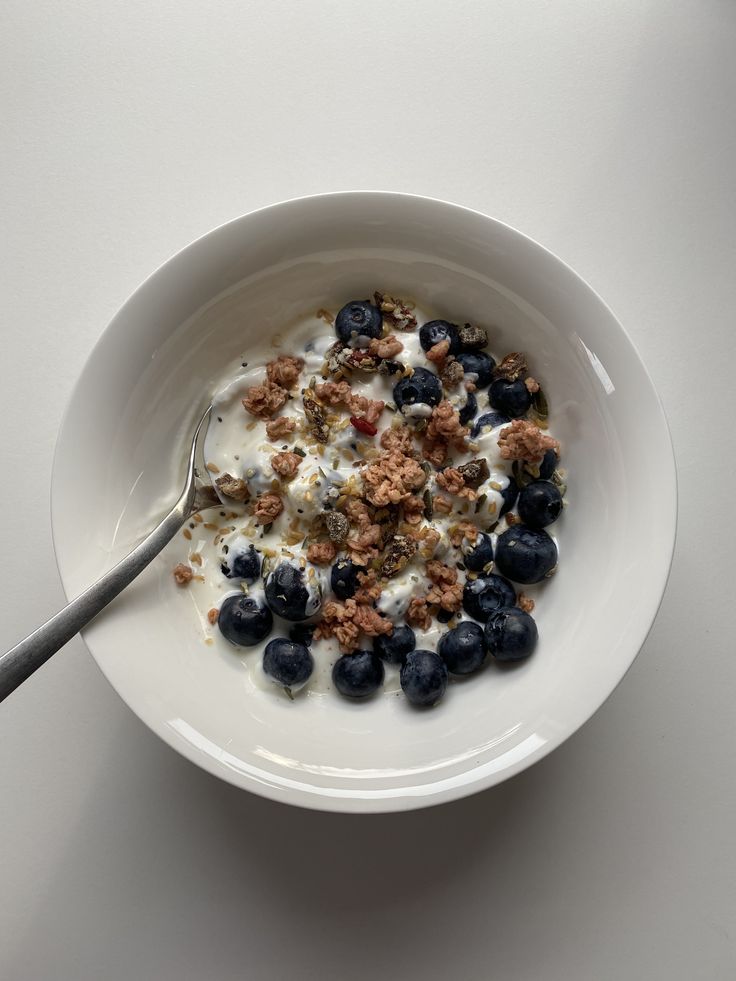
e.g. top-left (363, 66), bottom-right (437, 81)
top-left (0, 499), bottom-right (189, 703)
top-left (0, 403), bottom-right (212, 704)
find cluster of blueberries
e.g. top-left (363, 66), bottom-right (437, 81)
top-left (213, 299), bottom-right (564, 707)
top-left (338, 298), bottom-right (539, 422)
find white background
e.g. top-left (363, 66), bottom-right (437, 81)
top-left (1, 1), bottom-right (734, 978)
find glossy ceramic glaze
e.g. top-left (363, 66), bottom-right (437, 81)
top-left (50, 192), bottom-right (676, 812)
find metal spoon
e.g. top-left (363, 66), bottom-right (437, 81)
top-left (0, 404), bottom-right (218, 702)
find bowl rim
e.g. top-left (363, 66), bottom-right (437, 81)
top-left (50, 190), bottom-right (678, 812)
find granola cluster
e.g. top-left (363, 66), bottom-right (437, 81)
top-left (379, 424), bottom-right (416, 455)
top-left (173, 563), bottom-right (193, 586)
top-left (243, 355), bottom-right (305, 420)
top-left (242, 382), bottom-right (288, 419)
top-left (367, 334), bottom-right (404, 360)
top-left (373, 291), bottom-right (417, 331)
top-left (497, 419), bottom-right (560, 463)
top-left (436, 467), bottom-right (475, 499)
top-left (270, 451), bottom-right (302, 479)
top-left (314, 380), bottom-right (385, 425)
top-left (253, 493), bottom-right (283, 524)
top-left (362, 450), bottom-right (427, 506)
top-left (422, 400), bottom-right (468, 466)
top-left (265, 416), bottom-right (297, 440)
top-left (266, 355), bottom-right (305, 389)
top-left (306, 541), bottom-right (338, 565)
top-left (315, 598), bottom-right (393, 648)
top-left (425, 561), bottom-right (463, 614)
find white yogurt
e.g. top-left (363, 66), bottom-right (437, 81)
top-left (166, 303), bottom-right (560, 698)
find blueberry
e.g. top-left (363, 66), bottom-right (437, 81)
top-left (289, 622), bottom-right (315, 646)
top-left (462, 573), bottom-right (516, 622)
top-left (538, 448), bottom-right (559, 480)
top-left (263, 638), bottom-right (314, 693)
top-left (335, 300), bottom-right (383, 345)
top-left (218, 594), bottom-right (273, 647)
top-left (373, 624), bottom-right (416, 665)
top-left (331, 558), bottom-right (361, 600)
top-left (332, 650), bottom-right (385, 699)
top-left (437, 608), bottom-right (454, 623)
top-left (462, 532), bottom-right (494, 572)
top-left (499, 476), bottom-right (519, 517)
top-left (438, 621), bottom-right (488, 675)
top-left (494, 525), bottom-right (557, 583)
top-left (265, 562), bottom-right (322, 621)
top-left (485, 607), bottom-right (538, 661)
top-left (393, 367), bottom-right (443, 413)
top-left (489, 378), bottom-right (532, 418)
top-left (471, 410), bottom-right (510, 438)
top-left (458, 391), bottom-right (478, 426)
top-left (400, 650), bottom-right (448, 707)
top-left (456, 352), bottom-right (496, 388)
top-left (419, 319), bottom-right (461, 355)
top-left (221, 544), bottom-right (261, 583)
top-left (517, 480), bottom-right (563, 529)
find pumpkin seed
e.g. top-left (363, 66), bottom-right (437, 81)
top-left (530, 387), bottom-right (549, 428)
top-left (551, 469), bottom-right (567, 496)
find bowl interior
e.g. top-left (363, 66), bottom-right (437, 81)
top-left (51, 193), bottom-right (676, 812)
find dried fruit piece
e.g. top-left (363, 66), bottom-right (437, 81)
top-left (493, 352), bottom-right (528, 382)
top-left (440, 359), bottom-right (465, 386)
top-left (380, 535), bottom-right (418, 578)
top-left (457, 458), bottom-right (490, 489)
top-left (458, 324), bottom-right (488, 349)
top-left (350, 415), bottom-right (378, 436)
top-left (377, 508), bottom-right (400, 547)
top-left (324, 511), bottom-right (349, 544)
top-left (303, 388), bottom-right (330, 443)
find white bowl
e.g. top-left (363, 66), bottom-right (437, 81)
top-left (51, 192), bottom-right (676, 813)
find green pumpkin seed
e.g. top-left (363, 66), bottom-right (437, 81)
top-left (530, 387), bottom-right (549, 428)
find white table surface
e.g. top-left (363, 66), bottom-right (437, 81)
top-left (2, 2), bottom-right (734, 978)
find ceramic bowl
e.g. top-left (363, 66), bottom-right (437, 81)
top-left (51, 192), bottom-right (676, 812)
